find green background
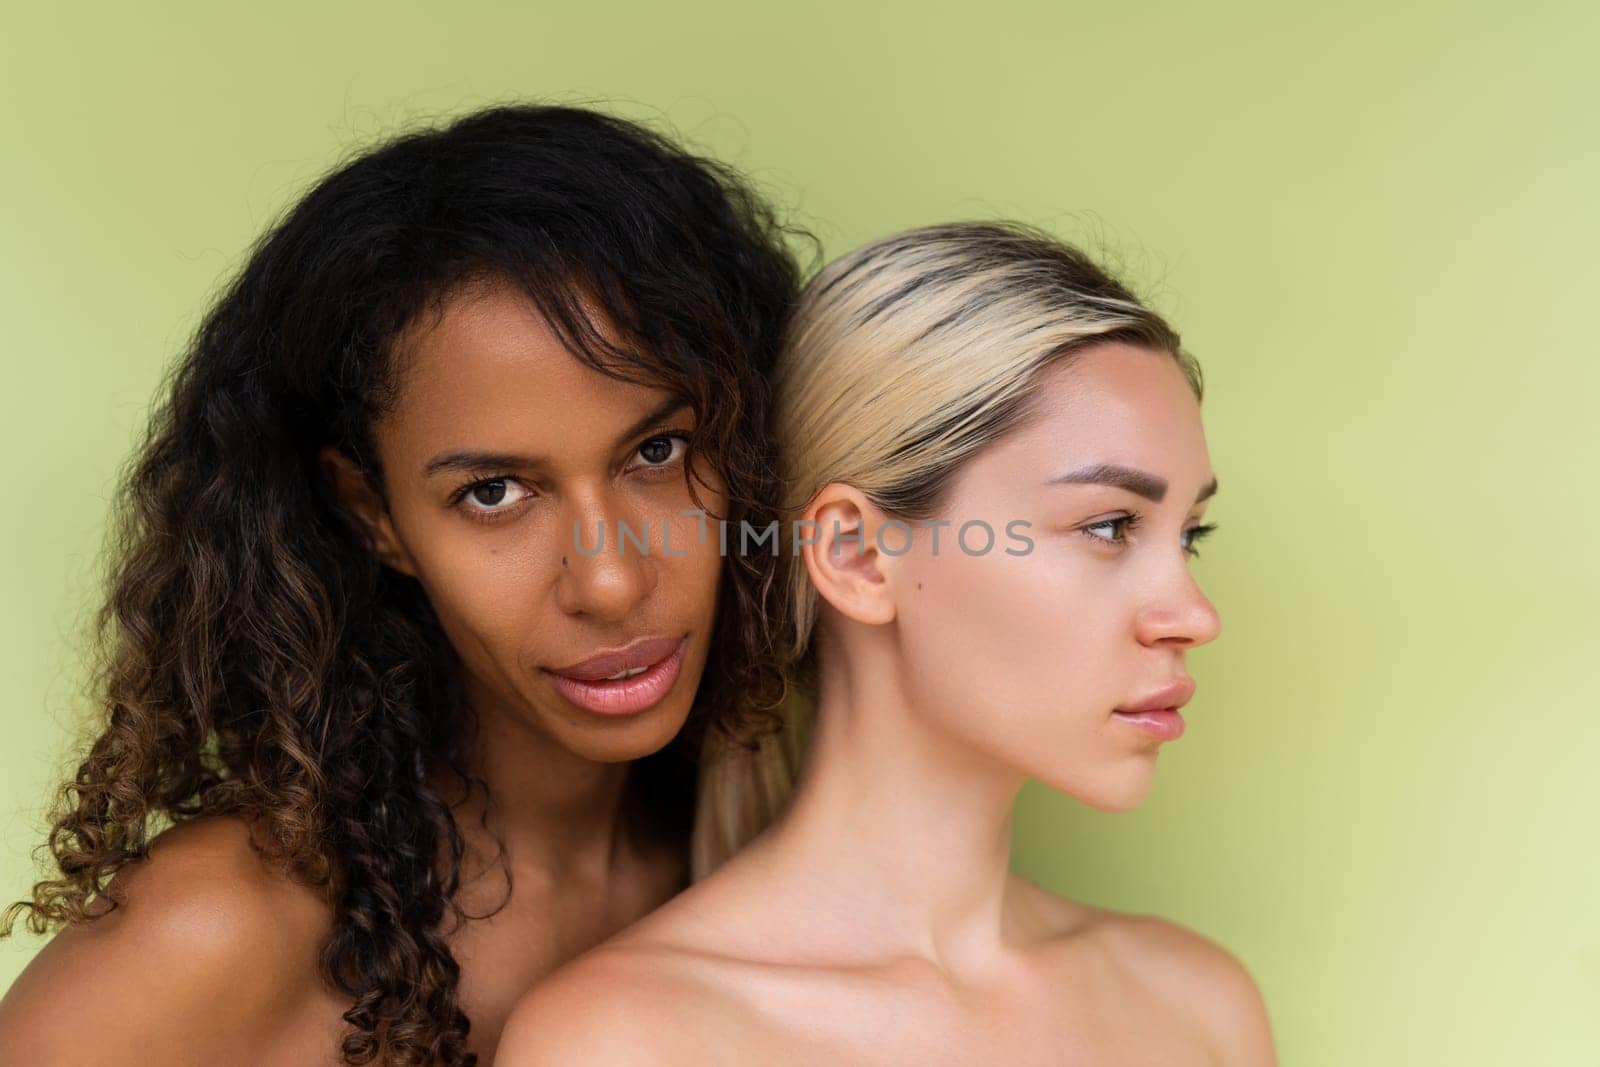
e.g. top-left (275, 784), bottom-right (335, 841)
top-left (3, 3), bottom-right (1596, 1063)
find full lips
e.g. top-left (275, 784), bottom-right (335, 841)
top-left (544, 638), bottom-right (687, 717)
top-left (1111, 708), bottom-right (1186, 741)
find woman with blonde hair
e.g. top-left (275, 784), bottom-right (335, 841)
top-left (498, 222), bottom-right (1276, 1065)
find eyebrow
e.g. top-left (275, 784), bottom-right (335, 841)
top-left (422, 396), bottom-right (692, 478)
top-left (1048, 463), bottom-right (1218, 505)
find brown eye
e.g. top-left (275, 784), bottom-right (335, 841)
top-left (471, 481), bottom-right (509, 507)
top-left (639, 437), bottom-right (675, 464)
top-left (632, 433), bottom-right (688, 469)
top-left (453, 476), bottom-right (532, 520)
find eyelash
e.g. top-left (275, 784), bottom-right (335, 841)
top-left (447, 430), bottom-right (693, 524)
top-left (1080, 513), bottom-right (1218, 558)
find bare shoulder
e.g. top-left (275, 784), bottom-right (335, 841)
top-left (75, 814), bottom-right (332, 955)
top-left (496, 941), bottom-right (749, 1067)
top-left (1087, 908), bottom-right (1276, 1065)
top-left (0, 815), bottom-right (333, 1065)
top-left (1006, 875), bottom-right (1274, 1063)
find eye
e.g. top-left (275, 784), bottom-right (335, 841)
top-left (1080, 514), bottom-right (1219, 558)
top-left (627, 432), bottom-right (690, 472)
top-left (1081, 514), bottom-right (1143, 548)
top-left (451, 476), bottom-right (532, 521)
top-left (1182, 522), bottom-right (1218, 558)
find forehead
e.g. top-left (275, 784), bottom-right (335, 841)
top-left (378, 280), bottom-right (677, 457)
top-left (963, 342), bottom-right (1211, 491)
top-left (1029, 343), bottom-right (1204, 450)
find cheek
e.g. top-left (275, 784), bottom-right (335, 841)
top-left (655, 508), bottom-right (725, 601)
top-left (411, 541), bottom-right (545, 674)
top-left (651, 465), bottom-right (727, 583)
top-left (895, 536), bottom-right (1123, 755)
top-left (391, 503), bottom-right (555, 641)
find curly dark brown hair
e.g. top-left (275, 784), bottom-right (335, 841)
top-left (1, 103), bottom-right (806, 1064)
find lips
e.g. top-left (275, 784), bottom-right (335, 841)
top-left (545, 636), bottom-right (685, 682)
top-left (1112, 677), bottom-right (1196, 742)
top-left (1114, 677), bottom-right (1196, 716)
top-left (542, 636), bottom-right (688, 717)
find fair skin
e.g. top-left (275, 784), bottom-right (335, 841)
top-left (496, 343), bottom-right (1275, 1065)
top-left (0, 279), bottom-right (729, 1065)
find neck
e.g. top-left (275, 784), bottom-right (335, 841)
top-left (437, 676), bottom-right (640, 884)
top-left (756, 624), bottom-right (1027, 972)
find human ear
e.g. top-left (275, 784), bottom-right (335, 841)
top-left (800, 483), bottom-right (898, 629)
top-left (316, 446), bottom-right (419, 577)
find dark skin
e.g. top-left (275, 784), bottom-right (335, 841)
top-left (0, 277), bottom-right (729, 1065)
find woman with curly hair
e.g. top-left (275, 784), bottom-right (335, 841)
top-left (0, 104), bottom-right (804, 1065)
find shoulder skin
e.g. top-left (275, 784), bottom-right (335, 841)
top-left (1094, 911), bottom-right (1277, 1066)
top-left (0, 816), bottom-right (333, 1067)
top-left (495, 943), bottom-right (739, 1067)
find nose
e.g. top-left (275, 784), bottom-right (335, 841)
top-left (1135, 563), bottom-right (1222, 650)
top-left (555, 493), bottom-right (657, 621)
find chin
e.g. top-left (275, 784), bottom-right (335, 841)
top-left (566, 723), bottom-right (684, 764)
top-left (1035, 764), bottom-right (1157, 813)
top-left (565, 711), bottom-right (690, 764)
top-left (1086, 788), bottom-right (1154, 814)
